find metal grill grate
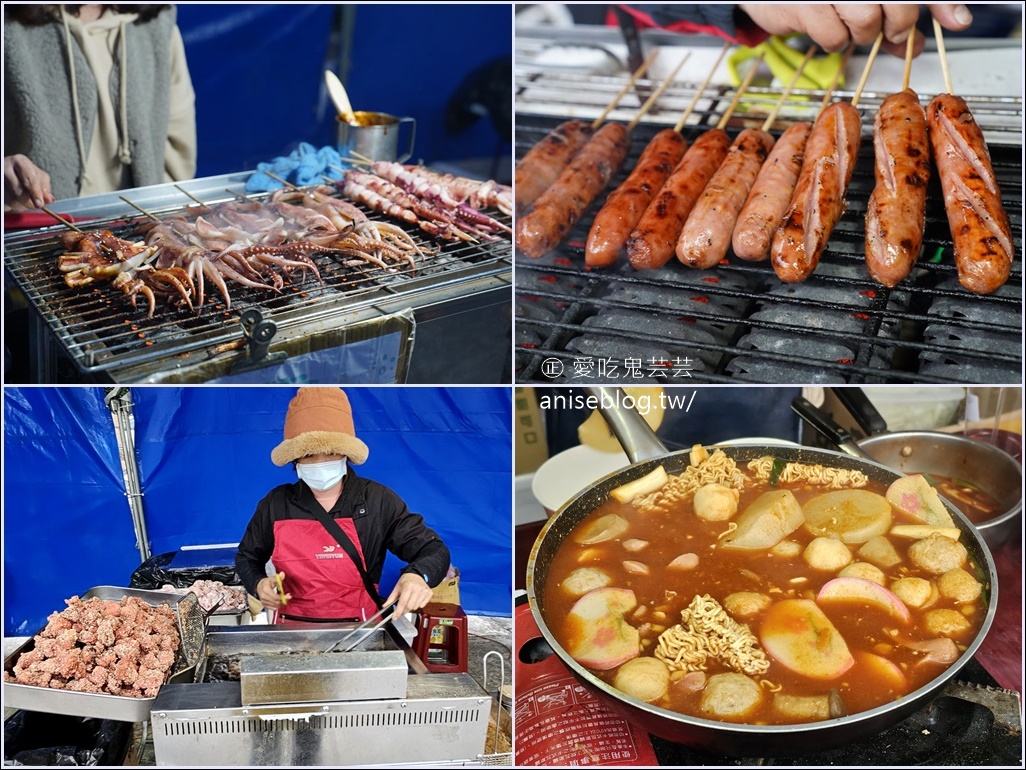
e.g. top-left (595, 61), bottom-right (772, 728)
top-left (5, 189), bottom-right (511, 375)
top-left (515, 84), bottom-right (1022, 384)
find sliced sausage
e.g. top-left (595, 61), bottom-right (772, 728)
top-left (927, 93), bottom-right (1015, 295)
top-left (732, 122), bottom-right (813, 261)
top-left (677, 128), bottom-right (775, 269)
top-left (625, 128), bottom-right (731, 270)
top-left (770, 102), bottom-right (863, 283)
top-left (585, 129), bottom-right (687, 267)
top-left (865, 89), bottom-right (931, 287)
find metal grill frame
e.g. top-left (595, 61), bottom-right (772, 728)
top-left (4, 179), bottom-right (512, 379)
top-left (514, 41), bottom-right (1023, 385)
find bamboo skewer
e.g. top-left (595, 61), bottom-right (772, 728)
top-left (850, 32), bottom-right (884, 108)
top-left (902, 26), bottom-right (917, 91)
top-left (674, 40), bottom-right (732, 132)
top-left (626, 52), bottom-right (692, 132)
top-left (174, 184), bottom-right (208, 207)
top-left (760, 45), bottom-right (817, 132)
top-left (819, 41), bottom-right (856, 112)
top-left (264, 170), bottom-right (301, 191)
top-left (933, 16), bottom-right (953, 94)
top-left (591, 49), bottom-right (660, 130)
top-left (119, 196), bottom-right (161, 222)
top-left (41, 206), bottom-right (83, 232)
top-left (716, 50), bottom-right (767, 130)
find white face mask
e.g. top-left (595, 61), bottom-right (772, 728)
top-left (296, 458), bottom-right (347, 491)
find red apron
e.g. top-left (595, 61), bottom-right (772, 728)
top-left (271, 517), bottom-right (379, 621)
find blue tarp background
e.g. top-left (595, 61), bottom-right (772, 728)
top-left (3, 387), bottom-right (512, 635)
top-left (3, 389), bottom-right (139, 635)
top-left (176, 4), bottom-right (511, 178)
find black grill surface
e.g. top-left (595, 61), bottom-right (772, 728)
top-left (514, 118), bottom-right (1022, 384)
top-left (4, 191), bottom-right (511, 375)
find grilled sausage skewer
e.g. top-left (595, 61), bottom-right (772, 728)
top-left (624, 42), bottom-right (738, 271)
top-left (864, 29), bottom-right (931, 288)
top-left (677, 47), bottom-right (816, 269)
top-left (516, 54), bottom-right (689, 260)
top-left (513, 50), bottom-right (658, 214)
top-left (733, 43), bottom-right (854, 262)
top-left (585, 51), bottom-right (706, 268)
top-left (770, 33), bottom-right (883, 283)
top-left (926, 19), bottom-right (1014, 295)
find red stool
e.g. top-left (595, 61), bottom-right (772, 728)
top-left (413, 602), bottom-right (468, 673)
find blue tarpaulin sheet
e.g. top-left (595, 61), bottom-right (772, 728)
top-left (3, 387), bottom-right (511, 634)
top-left (3, 389), bottom-right (139, 635)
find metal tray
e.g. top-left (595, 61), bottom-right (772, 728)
top-left (3, 586), bottom-right (189, 722)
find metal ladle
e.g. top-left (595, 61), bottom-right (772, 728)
top-left (325, 70), bottom-right (357, 125)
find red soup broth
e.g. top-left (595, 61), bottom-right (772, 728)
top-left (541, 464), bottom-right (987, 726)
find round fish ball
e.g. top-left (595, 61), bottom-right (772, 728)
top-left (771, 540), bottom-right (802, 559)
top-left (890, 577), bottom-right (934, 608)
top-left (694, 484), bottom-right (740, 522)
top-left (922, 608), bottom-right (972, 638)
top-left (723, 592), bottom-right (772, 621)
top-left (838, 562), bottom-right (886, 585)
top-left (803, 537), bottom-right (853, 571)
top-left (613, 657), bottom-right (670, 702)
top-left (937, 568), bottom-right (982, 603)
top-left (908, 535), bottom-right (967, 575)
top-left (699, 673), bottom-right (764, 721)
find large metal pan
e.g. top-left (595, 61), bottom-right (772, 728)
top-left (792, 394), bottom-right (1022, 548)
top-left (526, 388), bottom-right (998, 756)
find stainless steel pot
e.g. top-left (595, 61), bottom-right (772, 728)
top-left (792, 395), bottom-right (1022, 548)
top-left (526, 388), bottom-right (998, 756)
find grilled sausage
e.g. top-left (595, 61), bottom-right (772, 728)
top-left (732, 122), bottom-right (813, 261)
top-left (514, 120), bottom-right (595, 213)
top-left (771, 102), bottom-right (862, 283)
top-left (515, 122), bottom-right (631, 259)
top-left (864, 89), bottom-right (931, 288)
top-left (626, 129), bottom-right (731, 270)
top-left (927, 93), bottom-right (1014, 295)
top-left (585, 129), bottom-right (687, 267)
top-left (677, 129), bottom-right (775, 269)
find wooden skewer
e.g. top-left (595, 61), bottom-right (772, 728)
top-left (850, 32), bottom-right (884, 108)
top-left (626, 52), bottom-right (692, 131)
top-left (932, 16), bottom-right (953, 94)
top-left (674, 40), bottom-right (732, 132)
top-left (818, 41), bottom-right (856, 112)
top-left (716, 50), bottom-right (767, 130)
top-left (591, 48), bottom-right (660, 130)
top-left (40, 205), bottom-right (83, 233)
top-left (174, 184), bottom-right (207, 207)
top-left (119, 196), bottom-right (161, 222)
top-left (760, 45), bottom-right (817, 132)
top-left (902, 25), bottom-right (917, 91)
top-left (263, 170), bottom-right (301, 191)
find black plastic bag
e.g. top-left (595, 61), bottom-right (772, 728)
top-left (3, 711), bottom-right (130, 767)
top-left (128, 551), bottom-right (240, 589)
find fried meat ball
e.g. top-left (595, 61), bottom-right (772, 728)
top-left (908, 535), bottom-right (967, 575)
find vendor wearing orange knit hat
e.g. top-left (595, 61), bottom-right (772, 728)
top-left (235, 387), bottom-right (450, 622)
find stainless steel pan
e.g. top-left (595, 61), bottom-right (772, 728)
top-left (792, 395), bottom-right (1022, 548)
top-left (526, 388), bottom-right (998, 756)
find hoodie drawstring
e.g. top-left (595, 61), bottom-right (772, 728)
top-left (117, 19), bottom-right (132, 166)
top-left (60, 6), bottom-right (90, 189)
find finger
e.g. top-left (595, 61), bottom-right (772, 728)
top-left (879, 4), bottom-right (922, 44)
top-left (927, 3), bottom-right (973, 31)
top-left (835, 4), bottom-right (884, 46)
top-left (881, 32), bottom-right (926, 59)
top-left (800, 7), bottom-right (853, 52)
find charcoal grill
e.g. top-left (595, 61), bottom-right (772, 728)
top-left (514, 34), bottom-right (1022, 384)
top-left (4, 173), bottom-right (511, 384)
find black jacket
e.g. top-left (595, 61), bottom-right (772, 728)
top-left (235, 468), bottom-right (450, 599)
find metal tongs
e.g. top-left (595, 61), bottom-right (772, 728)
top-left (323, 602), bottom-right (397, 654)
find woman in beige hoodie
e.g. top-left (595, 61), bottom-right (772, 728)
top-left (4, 4), bottom-right (196, 211)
